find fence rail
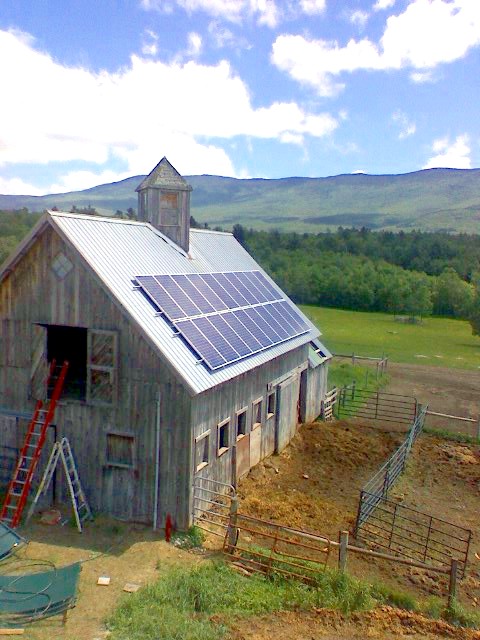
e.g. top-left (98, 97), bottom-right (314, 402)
top-left (321, 387), bottom-right (337, 421)
top-left (356, 493), bottom-right (471, 576)
top-left (337, 386), bottom-right (417, 426)
top-left (334, 353), bottom-right (388, 378)
top-left (222, 508), bottom-right (462, 606)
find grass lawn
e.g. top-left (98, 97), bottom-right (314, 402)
top-left (301, 305), bottom-right (480, 370)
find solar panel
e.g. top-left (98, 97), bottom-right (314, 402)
top-left (135, 271), bottom-right (310, 370)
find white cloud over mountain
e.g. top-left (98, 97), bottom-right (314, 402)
top-left (0, 28), bottom-right (337, 192)
top-left (423, 134), bottom-right (471, 169)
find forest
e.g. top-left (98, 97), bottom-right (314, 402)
top-left (0, 209), bottom-right (479, 332)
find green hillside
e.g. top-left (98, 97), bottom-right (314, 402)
top-left (1, 168), bottom-right (480, 233)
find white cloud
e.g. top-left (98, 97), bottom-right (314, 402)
top-left (423, 134), bottom-right (471, 169)
top-left (48, 170), bottom-right (133, 194)
top-left (279, 132), bottom-right (304, 145)
top-left (349, 10), bottom-right (370, 29)
top-left (272, 0), bottom-right (480, 96)
top-left (186, 32), bottom-right (203, 57)
top-left (373, 0), bottom-right (395, 10)
top-left (300, 0), bottom-right (326, 15)
top-left (142, 0), bottom-right (280, 27)
top-left (410, 70), bottom-right (435, 83)
top-left (0, 177), bottom-right (45, 196)
top-left (392, 110), bottom-right (416, 139)
top-left (141, 29), bottom-right (159, 56)
top-left (0, 28), bottom-right (337, 189)
top-left (207, 21), bottom-right (251, 50)
top-left (352, 169), bottom-right (366, 174)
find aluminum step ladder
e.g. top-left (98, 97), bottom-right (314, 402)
top-left (26, 437), bottom-right (92, 533)
top-left (0, 360), bottom-right (69, 528)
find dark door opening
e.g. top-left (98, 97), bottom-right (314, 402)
top-left (46, 325), bottom-right (88, 400)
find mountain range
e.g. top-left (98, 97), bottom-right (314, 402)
top-left (1, 168), bottom-right (480, 234)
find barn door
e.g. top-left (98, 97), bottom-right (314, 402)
top-left (30, 324), bottom-right (48, 401)
top-left (275, 373), bottom-right (300, 453)
top-left (87, 330), bottom-right (118, 406)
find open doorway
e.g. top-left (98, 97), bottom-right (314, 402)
top-left (46, 325), bottom-right (88, 400)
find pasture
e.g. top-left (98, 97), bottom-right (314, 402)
top-left (301, 305), bottom-right (480, 370)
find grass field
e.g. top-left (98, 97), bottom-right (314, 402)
top-left (301, 305), bottom-right (480, 370)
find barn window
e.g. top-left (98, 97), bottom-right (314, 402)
top-left (235, 408), bottom-right (247, 440)
top-left (31, 325), bottom-right (118, 405)
top-left (160, 192), bottom-right (179, 226)
top-left (195, 431), bottom-right (210, 471)
top-left (106, 432), bottom-right (135, 468)
top-left (217, 418), bottom-right (230, 456)
top-left (51, 252), bottom-right (73, 279)
top-left (267, 391), bottom-right (276, 419)
top-left (252, 398), bottom-right (262, 429)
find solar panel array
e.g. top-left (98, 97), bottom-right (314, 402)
top-left (135, 271), bottom-right (310, 370)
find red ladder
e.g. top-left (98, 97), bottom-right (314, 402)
top-left (0, 360), bottom-right (69, 528)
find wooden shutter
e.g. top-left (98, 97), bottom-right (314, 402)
top-left (29, 324), bottom-right (48, 400)
top-left (86, 330), bottom-right (118, 406)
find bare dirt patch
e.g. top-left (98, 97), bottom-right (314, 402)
top-left (384, 363), bottom-right (480, 436)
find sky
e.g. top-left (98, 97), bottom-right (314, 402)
top-left (0, 0), bottom-right (480, 195)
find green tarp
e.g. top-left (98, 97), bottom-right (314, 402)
top-left (0, 523), bottom-right (25, 562)
top-left (0, 562), bottom-right (81, 625)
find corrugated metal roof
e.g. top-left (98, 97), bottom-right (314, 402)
top-left (47, 212), bottom-right (325, 395)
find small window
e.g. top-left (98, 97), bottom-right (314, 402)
top-left (252, 398), bottom-right (262, 429)
top-left (106, 433), bottom-right (135, 468)
top-left (160, 192), bottom-right (178, 209)
top-left (236, 408), bottom-right (247, 440)
top-left (195, 431), bottom-right (210, 472)
top-left (217, 418), bottom-right (230, 456)
top-left (267, 391), bottom-right (276, 419)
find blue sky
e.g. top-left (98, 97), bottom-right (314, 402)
top-left (1, 0), bottom-right (479, 195)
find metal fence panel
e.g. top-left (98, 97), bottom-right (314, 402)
top-left (354, 406), bottom-right (471, 575)
top-left (192, 476), bottom-right (236, 537)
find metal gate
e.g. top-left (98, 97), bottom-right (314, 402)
top-left (337, 386), bottom-right (417, 425)
top-left (355, 493), bottom-right (471, 577)
top-left (192, 476), bottom-right (236, 538)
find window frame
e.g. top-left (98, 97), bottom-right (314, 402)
top-left (251, 397), bottom-right (263, 430)
top-left (86, 329), bottom-right (118, 407)
top-left (195, 430), bottom-right (211, 472)
top-left (217, 418), bottom-right (230, 457)
top-left (106, 431), bottom-right (136, 470)
top-left (235, 407), bottom-right (248, 441)
top-left (267, 390), bottom-right (276, 420)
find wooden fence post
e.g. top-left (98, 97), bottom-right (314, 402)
top-left (226, 496), bottom-right (239, 554)
top-left (338, 530), bottom-right (349, 573)
top-left (448, 559), bottom-right (458, 609)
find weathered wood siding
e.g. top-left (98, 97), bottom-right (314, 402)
top-left (137, 188), bottom-right (190, 252)
top-left (190, 345), bottom-right (308, 525)
top-left (302, 363), bottom-right (329, 423)
top-left (0, 225), bottom-right (192, 528)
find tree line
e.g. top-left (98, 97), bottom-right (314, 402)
top-left (233, 225), bottom-right (480, 332)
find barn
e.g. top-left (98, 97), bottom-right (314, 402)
top-left (0, 158), bottom-right (331, 530)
